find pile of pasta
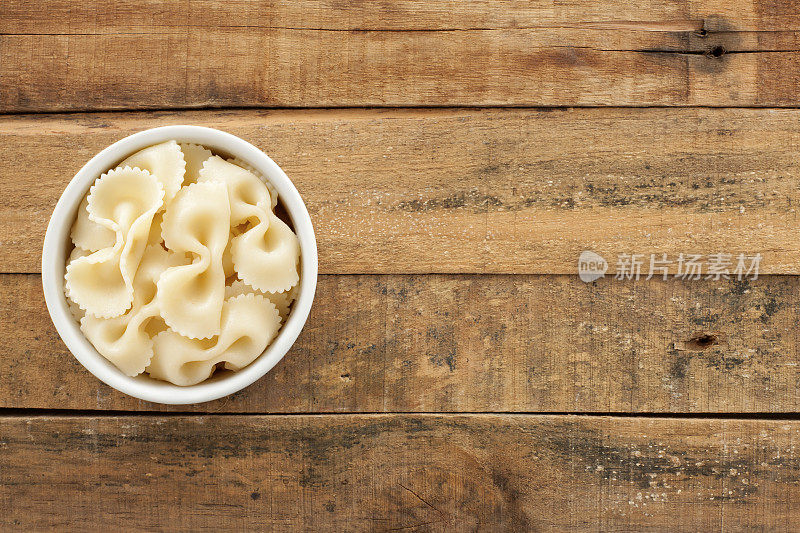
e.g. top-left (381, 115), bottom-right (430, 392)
top-left (64, 140), bottom-right (301, 386)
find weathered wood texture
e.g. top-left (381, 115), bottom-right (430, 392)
top-left (3, 1), bottom-right (800, 110)
top-left (3, 414), bottom-right (800, 531)
top-left (4, 108), bottom-right (800, 274)
top-left (6, 0), bottom-right (797, 33)
top-left (4, 273), bottom-right (799, 413)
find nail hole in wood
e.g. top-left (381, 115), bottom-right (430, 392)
top-left (683, 332), bottom-right (724, 351)
top-left (675, 331), bottom-right (727, 352)
top-left (709, 45), bottom-right (725, 58)
top-left (693, 334), bottom-right (716, 348)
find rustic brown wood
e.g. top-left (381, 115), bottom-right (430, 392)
top-left (3, 1), bottom-right (800, 110)
top-left (4, 273), bottom-right (799, 413)
top-left (5, 0), bottom-right (800, 33)
top-left (0, 1), bottom-right (744, 33)
top-left (3, 107), bottom-right (800, 275)
top-left (5, 2), bottom-right (800, 530)
top-left (3, 413), bottom-right (800, 531)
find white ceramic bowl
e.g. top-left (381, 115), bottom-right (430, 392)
top-left (42, 125), bottom-right (318, 404)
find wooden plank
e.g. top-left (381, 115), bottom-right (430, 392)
top-left (4, 0), bottom-right (800, 34)
top-left (2, 108), bottom-right (800, 275)
top-left (3, 2), bottom-right (800, 110)
top-left (4, 273), bottom-right (800, 413)
top-left (3, 413), bottom-right (800, 530)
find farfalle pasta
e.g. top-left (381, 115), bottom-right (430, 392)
top-left (70, 197), bottom-right (115, 251)
top-left (147, 294), bottom-right (281, 386)
top-left (198, 156), bottom-right (300, 293)
top-left (119, 140), bottom-right (186, 205)
top-left (65, 167), bottom-right (164, 318)
top-left (180, 143), bottom-right (214, 184)
top-left (64, 141), bottom-right (301, 385)
top-left (158, 181), bottom-right (230, 340)
top-left (80, 245), bottom-right (185, 376)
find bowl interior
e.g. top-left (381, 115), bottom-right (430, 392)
top-left (42, 125), bottom-right (317, 404)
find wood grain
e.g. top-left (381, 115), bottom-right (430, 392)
top-left (5, 273), bottom-right (800, 413)
top-left (0, 0), bottom-right (781, 33)
top-left (3, 413), bottom-right (800, 531)
top-left (6, 3), bottom-right (800, 530)
top-left (3, 107), bottom-right (800, 275)
top-left (3, 1), bottom-right (800, 110)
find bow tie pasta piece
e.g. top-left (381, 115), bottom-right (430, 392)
top-left (232, 210), bottom-right (300, 293)
top-left (80, 245), bottom-right (186, 376)
top-left (179, 143), bottom-right (214, 184)
top-left (198, 156), bottom-right (299, 293)
top-left (157, 181), bottom-right (230, 339)
top-left (65, 167), bottom-right (164, 318)
top-left (70, 196), bottom-right (115, 251)
top-left (147, 294), bottom-right (281, 386)
top-left (226, 157), bottom-right (278, 210)
top-left (119, 140), bottom-right (186, 205)
top-left (198, 156), bottom-right (271, 221)
top-left (225, 279), bottom-right (297, 322)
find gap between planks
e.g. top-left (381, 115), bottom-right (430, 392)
top-left (6, 104), bottom-right (800, 120)
top-left (3, 409), bottom-right (800, 421)
top-left (10, 104), bottom-right (800, 117)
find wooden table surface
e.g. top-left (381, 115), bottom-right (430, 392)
top-left (3, 1), bottom-right (800, 531)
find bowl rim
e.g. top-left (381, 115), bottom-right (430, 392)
top-left (41, 125), bottom-right (318, 404)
